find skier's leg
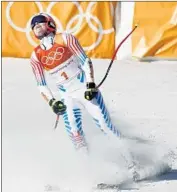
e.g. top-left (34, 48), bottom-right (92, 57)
top-left (84, 90), bottom-right (139, 177)
top-left (62, 96), bottom-right (88, 151)
top-left (84, 90), bottom-right (121, 137)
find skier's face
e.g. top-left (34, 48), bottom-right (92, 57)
top-left (33, 23), bottom-right (47, 37)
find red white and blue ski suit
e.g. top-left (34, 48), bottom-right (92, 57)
top-left (30, 33), bottom-right (120, 150)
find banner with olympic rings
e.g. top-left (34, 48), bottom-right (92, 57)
top-left (2, 2), bottom-right (177, 60)
top-left (2, 1), bottom-right (117, 58)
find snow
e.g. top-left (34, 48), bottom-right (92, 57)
top-left (2, 57), bottom-right (177, 192)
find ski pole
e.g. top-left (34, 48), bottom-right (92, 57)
top-left (54, 114), bottom-right (60, 129)
top-left (41, 93), bottom-right (59, 130)
top-left (96, 25), bottom-right (138, 89)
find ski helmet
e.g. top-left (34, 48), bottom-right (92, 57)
top-left (31, 13), bottom-right (56, 39)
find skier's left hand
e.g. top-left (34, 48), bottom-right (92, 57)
top-left (84, 82), bottom-right (98, 101)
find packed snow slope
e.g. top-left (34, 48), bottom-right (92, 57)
top-left (2, 58), bottom-right (177, 192)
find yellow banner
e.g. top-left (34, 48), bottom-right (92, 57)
top-left (132, 2), bottom-right (177, 59)
top-left (2, 2), bottom-right (117, 58)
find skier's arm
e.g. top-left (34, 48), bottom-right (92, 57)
top-left (30, 52), bottom-right (66, 115)
top-left (62, 33), bottom-right (94, 83)
top-left (30, 52), bottom-right (54, 102)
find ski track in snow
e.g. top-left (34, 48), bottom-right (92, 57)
top-left (2, 58), bottom-right (177, 192)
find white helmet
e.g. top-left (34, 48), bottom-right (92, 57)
top-left (31, 13), bottom-right (56, 39)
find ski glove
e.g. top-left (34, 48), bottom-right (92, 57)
top-left (84, 82), bottom-right (98, 101)
top-left (49, 98), bottom-right (67, 115)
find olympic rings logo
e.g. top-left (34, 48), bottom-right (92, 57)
top-left (6, 2), bottom-right (115, 51)
top-left (41, 47), bottom-right (65, 66)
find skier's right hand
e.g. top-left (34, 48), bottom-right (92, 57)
top-left (49, 98), bottom-right (67, 115)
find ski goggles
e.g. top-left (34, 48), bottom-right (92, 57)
top-left (31, 15), bottom-right (47, 30)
